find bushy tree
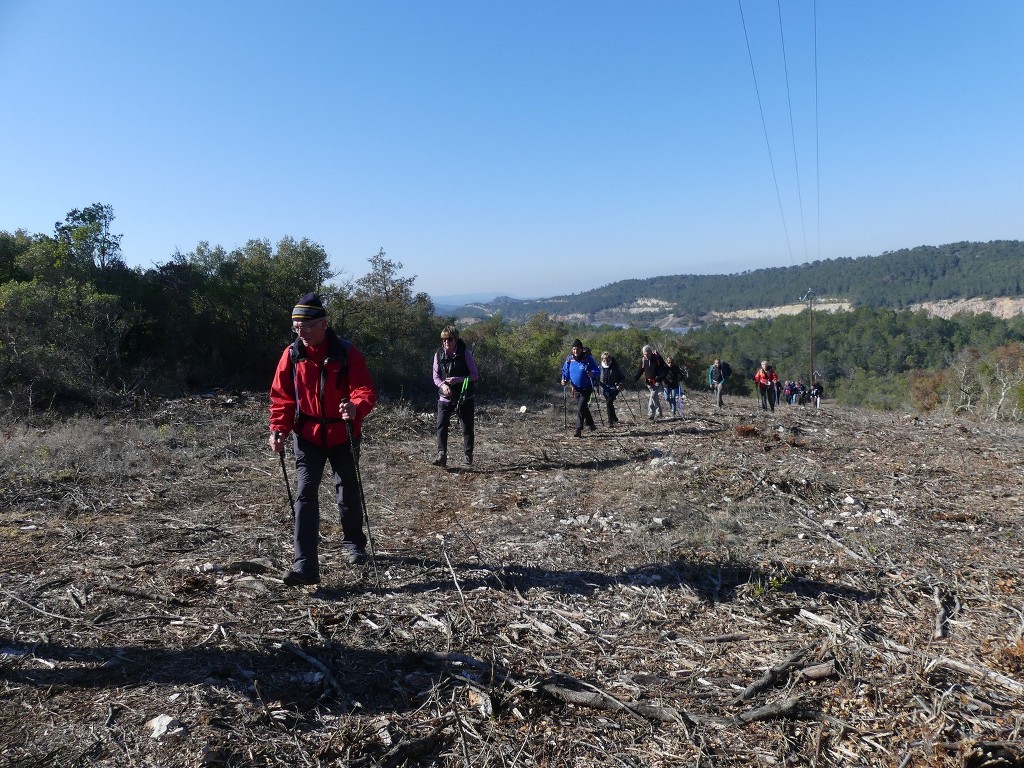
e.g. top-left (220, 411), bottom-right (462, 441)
top-left (0, 279), bottom-right (130, 411)
top-left (0, 230), bottom-right (32, 283)
top-left (343, 249), bottom-right (437, 397)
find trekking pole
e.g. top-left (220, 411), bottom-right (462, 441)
top-left (618, 385), bottom-right (636, 422)
top-left (274, 432), bottom-right (296, 514)
top-left (562, 385), bottom-right (567, 432)
top-left (453, 376), bottom-right (470, 428)
top-left (590, 378), bottom-right (605, 426)
top-left (344, 417), bottom-right (383, 595)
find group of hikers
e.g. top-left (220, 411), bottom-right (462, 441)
top-left (559, 340), bottom-right (688, 436)
top-left (267, 292), bottom-right (823, 586)
top-left (752, 359), bottom-right (824, 411)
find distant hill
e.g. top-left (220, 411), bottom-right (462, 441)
top-left (433, 292), bottom-right (537, 316)
top-left (453, 240), bottom-right (1024, 325)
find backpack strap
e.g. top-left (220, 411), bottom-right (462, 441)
top-left (288, 331), bottom-right (350, 428)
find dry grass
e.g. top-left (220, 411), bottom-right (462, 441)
top-left (1, 390), bottom-right (1023, 767)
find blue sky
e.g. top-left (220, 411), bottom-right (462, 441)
top-left (2, 1), bottom-right (1021, 300)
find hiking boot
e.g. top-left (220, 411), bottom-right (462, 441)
top-left (573, 429), bottom-right (582, 438)
top-left (282, 570), bottom-right (320, 587)
top-left (464, 453), bottom-right (473, 466)
top-left (432, 452), bottom-right (447, 467)
top-left (587, 424), bottom-right (596, 432)
top-left (346, 548), bottom-right (367, 566)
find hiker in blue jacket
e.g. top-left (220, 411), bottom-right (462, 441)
top-left (561, 339), bottom-right (600, 438)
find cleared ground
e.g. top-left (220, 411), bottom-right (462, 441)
top-left (2, 388), bottom-right (1022, 767)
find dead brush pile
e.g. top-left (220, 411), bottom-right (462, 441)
top-left (1, 390), bottom-right (1023, 767)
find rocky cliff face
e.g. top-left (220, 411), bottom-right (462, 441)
top-left (548, 297), bottom-right (1024, 329)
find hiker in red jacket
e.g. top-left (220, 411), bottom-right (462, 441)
top-left (268, 293), bottom-right (377, 586)
top-left (754, 360), bottom-right (778, 412)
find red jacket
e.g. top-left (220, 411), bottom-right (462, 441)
top-left (269, 330), bottom-right (376, 448)
top-left (754, 367), bottom-right (778, 388)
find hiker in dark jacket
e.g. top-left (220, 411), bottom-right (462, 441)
top-left (561, 339), bottom-right (600, 437)
top-left (634, 345), bottom-right (665, 421)
top-left (599, 351), bottom-right (626, 426)
top-left (662, 356), bottom-right (683, 417)
top-left (432, 325), bottom-right (480, 468)
top-left (268, 293), bottom-right (377, 586)
top-left (708, 358), bottom-right (729, 408)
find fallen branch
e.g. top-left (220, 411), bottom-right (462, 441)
top-left (540, 679), bottom-right (686, 724)
top-left (732, 647), bottom-right (809, 703)
top-left (932, 585), bottom-right (948, 640)
top-left (0, 586), bottom-right (84, 624)
top-left (282, 642), bottom-right (356, 705)
top-left (349, 719), bottom-right (454, 768)
top-left (927, 657), bottom-right (1024, 696)
top-left (732, 696), bottom-right (809, 724)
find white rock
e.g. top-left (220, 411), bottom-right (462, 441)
top-left (145, 714), bottom-right (185, 739)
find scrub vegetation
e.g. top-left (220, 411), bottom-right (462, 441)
top-left (3, 206), bottom-right (1024, 417)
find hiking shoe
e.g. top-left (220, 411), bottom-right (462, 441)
top-left (464, 453), bottom-right (473, 466)
top-left (432, 452), bottom-right (447, 467)
top-left (573, 429), bottom-right (582, 438)
top-left (588, 424), bottom-right (596, 432)
top-left (346, 548), bottom-right (367, 566)
top-left (282, 570), bottom-right (320, 587)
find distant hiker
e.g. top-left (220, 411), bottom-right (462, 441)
top-left (754, 360), bottom-right (778, 411)
top-left (793, 378), bottom-right (806, 405)
top-left (432, 325), bottom-right (480, 467)
top-left (599, 351), bottom-right (626, 425)
top-left (268, 293), bottom-right (377, 586)
top-left (662, 356), bottom-right (683, 417)
top-left (708, 358), bottom-right (730, 408)
top-left (635, 345), bottom-right (666, 421)
top-left (810, 381), bottom-right (824, 409)
top-left (561, 339), bottom-right (600, 437)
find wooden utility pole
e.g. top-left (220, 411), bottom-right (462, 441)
top-left (800, 290), bottom-right (817, 385)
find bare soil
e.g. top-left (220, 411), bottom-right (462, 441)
top-left (2, 389), bottom-right (1023, 767)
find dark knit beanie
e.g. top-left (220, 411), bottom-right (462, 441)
top-left (572, 338), bottom-right (584, 348)
top-left (292, 293), bottom-right (326, 321)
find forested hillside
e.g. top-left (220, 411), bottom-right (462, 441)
top-left (469, 241), bottom-right (1024, 322)
top-left (2, 205), bottom-right (1023, 418)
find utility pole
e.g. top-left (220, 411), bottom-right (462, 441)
top-left (799, 289), bottom-right (817, 386)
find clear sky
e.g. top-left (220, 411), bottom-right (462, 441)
top-left (2, 1), bottom-right (1021, 300)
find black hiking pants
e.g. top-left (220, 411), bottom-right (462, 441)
top-left (574, 387), bottom-right (596, 433)
top-left (604, 389), bottom-right (619, 424)
top-left (436, 396), bottom-right (475, 459)
top-left (291, 435), bottom-right (366, 578)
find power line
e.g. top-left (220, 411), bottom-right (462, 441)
top-left (776, 0), bottom-right (809, 263)
top-left (813, 0), bottom-right (821, 262)
top-left (737, 0), bottom-right (794, 264)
